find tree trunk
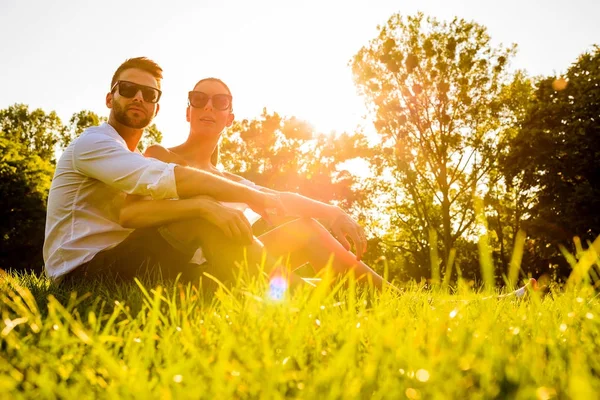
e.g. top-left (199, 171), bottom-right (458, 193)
top-left (440, 161), bottom-right (452, 266)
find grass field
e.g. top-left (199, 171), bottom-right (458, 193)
top-left (1, 266), bottom-right (599, 400)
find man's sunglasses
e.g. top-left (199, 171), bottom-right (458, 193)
top-left (188, 91), bottom-right (232, 111)
top-left (111, 80), bottom-right (162, 103)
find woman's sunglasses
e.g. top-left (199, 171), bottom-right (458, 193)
top-left (188, 91), bottom-right (232, 111)
top-left (111, 80), bottom-right (162, 103)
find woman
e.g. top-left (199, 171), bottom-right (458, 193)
top-left (120, 77), bottom-right (392, 291)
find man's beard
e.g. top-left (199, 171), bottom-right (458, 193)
top-left (113, 101), bottom-right (152, 129)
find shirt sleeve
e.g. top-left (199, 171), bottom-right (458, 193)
top-left (72, 132), bottom-right (179, 200)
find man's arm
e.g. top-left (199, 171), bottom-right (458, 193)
top-left (222, 171), bottom-right (339, 219)
top-left (72, 132), bottom-right (284, 216)
top-left (259, 187), bottom-right (368, 260)
top-left (119, 195), bottom-right (253, 244)
top-left (220, 170), bottom-right (367, 258)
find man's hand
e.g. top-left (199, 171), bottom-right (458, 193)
top-left (245, 190), bottom-right (286, 225)
top-left (328, 207), bottom-right (368, 261)
top-left (200, 201), bottom-right (254, 245)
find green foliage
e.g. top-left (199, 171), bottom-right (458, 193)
top-left (0, 138), bottom-right (54, 271)
top-left (483, 73), bottom-right (538, 276)
top-left (62, 110), bottom-right (105, 148)
top-left (1, 271), bottom-right (599, 398)
top-left (0, 103), bottom-right (64, 272)
top-left (352, 13), bottom-right (520, 280)
top-left (0, 103), bottom-right (64, 162)
top-left (138, 123), bottom-right (163, 153)
top-left (505, 46), bottom-right (600, 260)
top-left (220, 108), bottom-right (371, 211)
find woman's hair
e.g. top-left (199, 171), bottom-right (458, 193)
top-left (193, 77), bottom-right (233, 112)
top-left (193, 77), bottom-right (232, 167)
top-left (210, 145), bottom-right (220, 167)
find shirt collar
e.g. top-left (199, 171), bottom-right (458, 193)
top-left (101, 122), bottom-right (142, 153)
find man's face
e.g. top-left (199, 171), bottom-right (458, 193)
top-left (107, 68), bottom-right (160, 129)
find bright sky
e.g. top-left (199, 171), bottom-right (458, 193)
top-left (1, 0), bottom-right (598, 147)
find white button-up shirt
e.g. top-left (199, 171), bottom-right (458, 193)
top-left (43, 123), bottom-right (178, 280)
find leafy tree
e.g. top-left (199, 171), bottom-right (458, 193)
top-left (0, 137), bottom-right (53, 272)
top-left (505, 46), bottom-right (600, 269)
top-left (0, 103), bottom-right (64, 271)
top-left (138, 123), bottom-right (163, 153)
top-left (220, 108), bottom-right (371, 210)
top-left (484, 72), bottom-right (537, 273)
top-left (62, 110), bottom-right (105, 148)
top-left (219, 109), bottom-right (374, 241)
top-left (351, 13), bottom-right (518, 280)
top-left (0, 103), bottom-right (64, 162)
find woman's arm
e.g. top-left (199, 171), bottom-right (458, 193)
top-left (220, 172), bottom-right (339, 225)
top-left (221, 171), bottom-right (339, 219)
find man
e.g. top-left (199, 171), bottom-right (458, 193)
top-left (43, 57), bottom-right (283, 284)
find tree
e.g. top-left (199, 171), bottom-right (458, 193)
top-left (138, 123), bottom-right (163, 153)
top-left (0, 103), bottom-right (64, 162)
top-left (218, 109), bottom-right (375, 241)
top-left (0, 103), bottom-right (64, 271)
top-left (62, 110), bottom-right (105, 148)
top-left (505, 46), bottom-right (600, 270)
top-left (0, 137), bottom-right (54, 272)
top-left (485, 72), bottom-right (537, 273)
top-left (351, 13), bottom-right (518, 280)
top-left (220, 108), bottom-right (371, 210)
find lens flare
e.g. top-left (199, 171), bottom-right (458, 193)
top-left (268, 276), bottom-right (288, 301)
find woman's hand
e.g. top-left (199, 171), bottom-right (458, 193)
top-left (327, 207), bottom-right (368, 261)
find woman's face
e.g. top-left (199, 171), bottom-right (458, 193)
top-left (187, 79), bottom-right (234, 138)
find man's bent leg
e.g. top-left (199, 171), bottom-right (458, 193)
top-left (61, 228), bottom-right (200, 285)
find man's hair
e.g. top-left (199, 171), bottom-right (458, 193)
top-left (111, 57), bottom-right (163, 89)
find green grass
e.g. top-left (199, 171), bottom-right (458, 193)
top-left (1, 267), bottom-right (600, 400)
